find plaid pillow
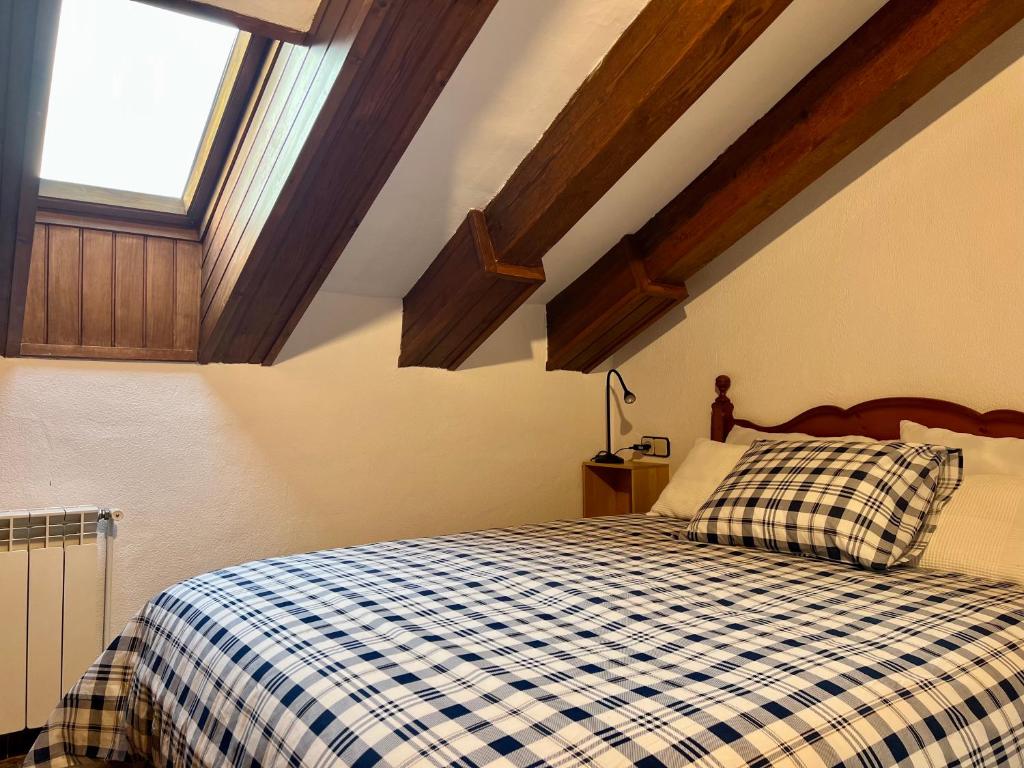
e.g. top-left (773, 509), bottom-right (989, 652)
top-left (687, 440), bottom-right (963, 570)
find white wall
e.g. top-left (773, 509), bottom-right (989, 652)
top-left (615, 23), bottom-right (1024, 467)
top-left (0, 295), bottom-right (601, 628)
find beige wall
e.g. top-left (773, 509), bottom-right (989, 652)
top-left (0, 296), bottom-right (600, 628)
top-left (615, 23), bottom-right (1024, 467)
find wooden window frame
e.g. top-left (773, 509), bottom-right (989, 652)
top-left (36, 32), bottom-right (268, 235)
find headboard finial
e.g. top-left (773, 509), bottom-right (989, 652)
top-left (711, 374), bottom-right (734, 442)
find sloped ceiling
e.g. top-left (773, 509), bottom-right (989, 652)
top-left (322, 0), bottom-right (887, 302)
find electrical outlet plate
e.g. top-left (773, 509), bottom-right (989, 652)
top-left (641, 435), bottom-right (671, 458)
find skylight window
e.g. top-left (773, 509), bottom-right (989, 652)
top-left (40, 0), bottom-right (237, 199)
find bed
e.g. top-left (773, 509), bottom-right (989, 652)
top-left (26, 378), bottom-right (1024, 767)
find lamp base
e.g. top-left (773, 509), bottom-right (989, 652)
top-left (591, 451), bottom-right (625, 465)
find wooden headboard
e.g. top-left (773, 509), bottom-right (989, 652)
top-left (711, 374), bottom-right (1024, 442)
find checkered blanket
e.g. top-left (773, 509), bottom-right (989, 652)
top-left (26, 516), bottom-right (1024, 767)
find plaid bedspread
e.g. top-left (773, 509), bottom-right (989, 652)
top-left (26, 516), bottom-right (1024, 767)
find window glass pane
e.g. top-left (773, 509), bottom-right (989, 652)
top-left (40, 0), bottom-right (237, 198)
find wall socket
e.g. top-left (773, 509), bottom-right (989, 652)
top-left (640, 435), bottom-right (671, 458)
top-left (630, 435), bottom-right (670, 458)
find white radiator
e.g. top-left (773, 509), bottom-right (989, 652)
top-left (0, 506), bottom-right (119, 734)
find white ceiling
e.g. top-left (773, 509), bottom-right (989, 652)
top-left (321, 0), bottom-right (888, 303)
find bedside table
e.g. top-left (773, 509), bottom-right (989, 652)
top-left (582, 461), bottom-right (669, 518)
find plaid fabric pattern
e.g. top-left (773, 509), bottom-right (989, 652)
top-left (689, 440), bottom-right (963, 570)
top-left (26, 516), bottom-right (1022, 768)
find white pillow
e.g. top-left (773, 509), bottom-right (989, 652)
top-left (900, 421), bottom-right (1024, 476)
top-left (919, 474), bottom-right (1024, 584)
top-left (726, 425), bottom-right (870, 445)
top-left (649, 439), bottom-right (747, 520)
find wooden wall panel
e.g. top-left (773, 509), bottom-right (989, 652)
top-left (114, 235), bottom-right (145, 348)
top-left (22, 223), bottom-right (47, 344)
top-left (145, 238), bottom-right (176, 349)
top-left (199, 43), bottom-right (299, 313)
top-left (197, 0), bottom-right (376, 359)
top-left (20, 223), bottom-right (200, 361)
top-left (45, 226), bottom-right (81, 345)
top-left (81, 230), bottom-right (113, 346)
top-left (174, 242), bottom-right (201, 352)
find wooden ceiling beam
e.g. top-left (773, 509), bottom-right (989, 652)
top-left (198, 0), bottom-right (497, 364)
top-left (547, 0), bottom-right (1024, 372)
top-left (399, 0), bottom-right (795, 370)
top-left (1, 0), bottom-right (60, 357)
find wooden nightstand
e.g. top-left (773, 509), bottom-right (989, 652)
top-left (582, 461), bottom-right (670, 518)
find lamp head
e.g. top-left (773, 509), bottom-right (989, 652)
top-left (623, 390), bottom-right (636, 405)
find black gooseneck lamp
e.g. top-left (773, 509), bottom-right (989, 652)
top-left (591, 368), bottom-right (636, 464)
